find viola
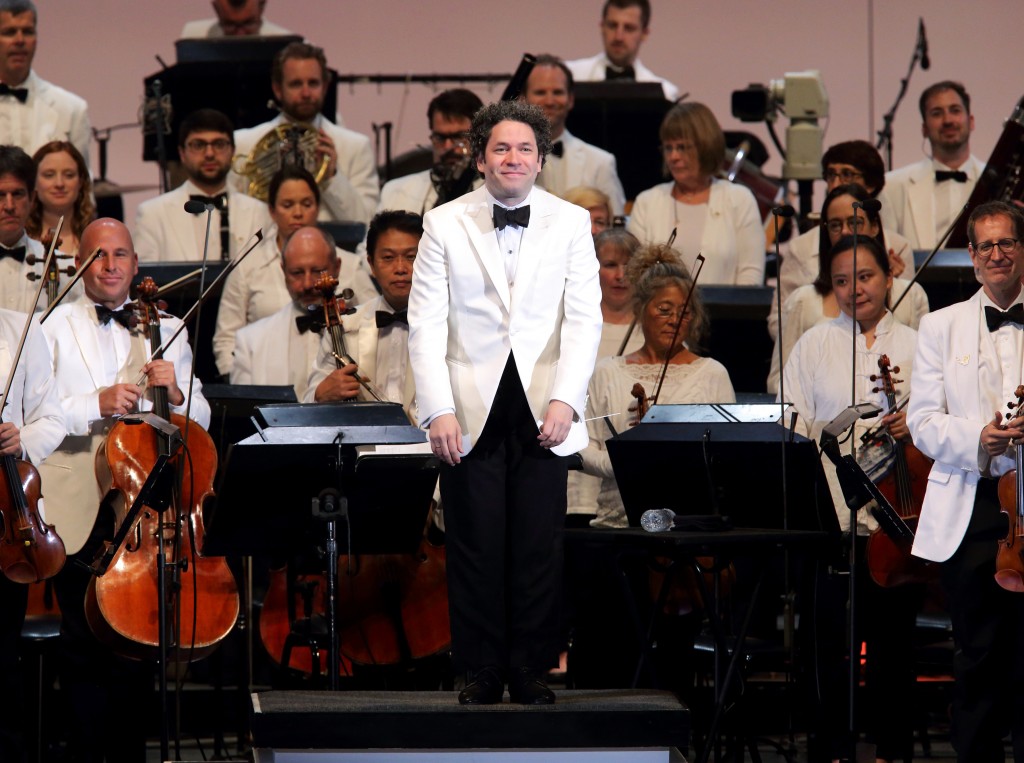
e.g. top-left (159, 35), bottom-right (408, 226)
top-left (863, 355), bottom-right (936, 588)
top-left (26, 228), bottom-right (76, 308)
top-left (996, 385), bottom-right (1024, 592)
top-left (85, 277), bottom-right (238, 660)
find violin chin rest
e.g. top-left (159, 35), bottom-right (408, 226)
top-left (994, 569), bottom-right (1024, 593)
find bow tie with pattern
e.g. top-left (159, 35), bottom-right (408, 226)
top-left (189, 192), bottom-right (228, 211)
top-left (550, 141), bottom-right (564, 158)
top-left (0, 246), bottom-right (26, 262)
top-left (95, 305), bottom-right (137, 329)
top-left (935, 170), bottom-right (968, 183)
top-left (375, 310), bottom-right (408, 329)
top-left (0, 83), bottom-right (28, 103)
top-left (493, 204), bottom-right (530, 231)
top-left (605, 65), bottom-right (636, 81)
top-left (985, 304), bottom-right (1024, 332)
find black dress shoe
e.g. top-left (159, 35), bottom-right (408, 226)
top-left (508, 667), bottom-right (555, 705)
top-left (458, 667), bottom-right (504, 705)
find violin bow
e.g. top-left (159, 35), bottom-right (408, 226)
top-left (650, 251), bottom-right (705, 406)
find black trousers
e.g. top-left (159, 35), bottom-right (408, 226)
top-left (941, 478), bottom-right (1024, 763)
top-left (0, 574), bottom-right (28, 763)
top-left (440, 355), bottom-right (568, 674)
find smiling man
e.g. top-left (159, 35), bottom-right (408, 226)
top-left (408, 100), bottom-right (602, 705)
top-left (0, 0), bottom-right (90, 164)
top-left (564, 0), bottom-right (678, 102)
top-left (884, 80), bottom-right (984, 250)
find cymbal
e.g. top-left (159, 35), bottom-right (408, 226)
top-left (94, 181), bottom-right (159, 198)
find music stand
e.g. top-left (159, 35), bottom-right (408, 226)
top-left (201, 383), bottom-right (296, 467)
top-left (205, 402), bottom-right (438, 689)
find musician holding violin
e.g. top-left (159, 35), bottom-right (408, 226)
top-left (781, 233), bottom-right (923, 763)
top-left (907, 201), bottom-right (1024, 762)
top-left (0, 306), bottom-right (66, 763)
top-left (39, 218), bottom-right (211, 762)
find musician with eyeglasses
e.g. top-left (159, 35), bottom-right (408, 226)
top-left (885, 81), bottom-right (984, 251)
top-left (770, 140), bottom-right (913, 347)
top-left (376, 89), bottom-right (483, 216)
top-left (134, 108), bottom-right (272, 262)
top-left (908, 201), bottom-right (1024, 761)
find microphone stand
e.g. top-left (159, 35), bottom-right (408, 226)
top-left (875, 18), bottom-right (929, 170)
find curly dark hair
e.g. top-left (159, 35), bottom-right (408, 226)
top-left (469, 101), bottom-right (552, 164)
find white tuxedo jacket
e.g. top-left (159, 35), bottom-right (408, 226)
top-left (39, 298), bottom-right (210, 554)
top-left (377, 169), bottom-right (484, 218)
top-left (0, 71), bottom-right (91, 167)
top-left (232, 114), bottom-right (379, 225)
top-left (538, 130), bottom-right (626, 215)
top-left (907, 290), bottom-right (1001, 562)
top-left (179, 17), bottom-right (293, 38)
top-left (884, 155), bottom-right (985, 250)
top-left (232, 301), bottom-right (318, 400)
top-left (133, 182), bottom-right (272, 262)
top-left (408, 186), bottom-right (602, 456)
top-left (564, 53), bottom-right (679, 102)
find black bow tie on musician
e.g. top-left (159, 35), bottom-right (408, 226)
top-left (94, 304), bottom-right (137, 330)
top-left (0, 245), bottom-right (26, 262)
top-left (605, 65), bottom-right (636, 81)
top-left (0, 83), bottom-right (28, 103)
top-left (935, 170), bottom-right (968, 183)
top-left (375, 310), bottom-right (408, 329)
top-left (493, 205), bottom-right (531, 231)
top-left (188, 192), bottom-right (228, 211)
top-left (985, 303), bottom-right (1024, 332)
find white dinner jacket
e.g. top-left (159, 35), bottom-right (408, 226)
top-left (231, 302), bottom-right (301, 389)
top-left (884, 155), bottom-right (985, 250)
top-left (907, 290), bottom-right (998, 562)
top-left (39, 298), bottom-right (210, 554)
top-left (564, 53), bottom-right (680, 102)
top-left (133, 182), bottom-right (272, 262)
top-left (538, 130), bottom-right (626, 215)
top-left (0, 71), bottom-right (91, 167)
top-left (408, 186), bottom-right (602, 456)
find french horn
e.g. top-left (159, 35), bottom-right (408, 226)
top-left (233, 123), bottom-right (331, 202)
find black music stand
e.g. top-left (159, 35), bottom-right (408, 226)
top-left (205, 402), bottom-right (438, 689)
top-left (201, 383), bottom-right (296, 468)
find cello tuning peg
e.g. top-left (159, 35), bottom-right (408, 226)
top-left (892, 365), bottom-right (901, 374)
top-left (869, 374), bottom-right (880, 382)
top-left (871, 386), bottom-right (882, 394)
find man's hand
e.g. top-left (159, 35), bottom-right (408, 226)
top-left (429, 413), bottom-right (463, 466)
top-left (314, 364), bottom-right (362, 402)
top-left (0, 422), bottom-right (22, 457)
top-left (99, 383), bottom-right (143, 417)
top-left (538, 400), bottom-right (575, 449)
top-left (142, 359), bottom-right (184, 406)
top-left (981, 410), bottom-right (1024, 457)
top-left (317, 129), bottom-right (338, 180)
top-left (882, 410), bottom-right (911, 442)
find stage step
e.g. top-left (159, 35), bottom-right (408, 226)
top-left (251, 689), bottom-right (689, 760)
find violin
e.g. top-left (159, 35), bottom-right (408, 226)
top-left (26, 228), bottom-right (76, 308)
top-left (85, 277), bottom-right (239, 660)
top-left (863, 355), bottom-right (936, 588)
top-left (996, 385), bottom-right (1024, 592)
top-left (630, 382), bottom-right (650, 425)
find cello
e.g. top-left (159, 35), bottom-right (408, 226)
top-left (996, 385), bottom-right (1024, 592)
top-left (863, 355), bottom-right (936, 587)
top-left (85, 276), bottom-right (239, 660)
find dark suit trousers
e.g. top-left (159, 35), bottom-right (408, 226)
top-left (440, 355), bottom-right (568, 674)
top-left (0, 575), bottom-right (28, 762)
top-left (941, 478), bottom-right (1024, 763)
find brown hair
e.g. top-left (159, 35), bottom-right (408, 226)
top-left (27, 141), bottom-right (95, 242)
top-left (658, 102), bottom-right (725, 179)
top-left (627, 243), bottom-right (707, 350)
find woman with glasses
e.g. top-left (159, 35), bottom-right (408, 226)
top-left (768, 183), bottom-right (929, 393)
top-left (27, 141), bottom-right (94, 256)
top-left (627, 102), bottom-right (764, 286)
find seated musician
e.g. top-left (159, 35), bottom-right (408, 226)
top-left (768, 183), bottom-right (929, 393)
top-left (212, 165), bottom-right (376, 378)
top-left (305, 210), bottom-right (421, 410)
top-left (563, 185), bottom-right (612, 237)
top-left (231, 42), bottom-right (379, 225)
top-left (134, 108), bottom-right (272, 263)
top-left (0, 305), bottom-right (66, 763)
top-left (377, 88), bottom-right (483, 216)
top-left (231, 225), bottom-right (339, 400)
top-left (179, 0), bottom-right (293, 38)
top-left (780, 234), bottom-right (921, 763)
top-left (626, 102), bottom-right (764, 286)
top-left (39, 218), bottom-right (210, 762)
top-left (770, 140), bottom-right (913, 343)
top-left (27, 140), bottom-right (94, 257)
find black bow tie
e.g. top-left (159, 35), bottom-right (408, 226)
top-left (550, 141), bottom-right (564, 158)
top-left (295, 312), bottom-right (324, 334)
top-left (95, 305), bottom-right (137, 329)
top-left (0, 83), bottom-right (28, 103)
top-left (188, 192), bottom-right (228, 211)
top-left (605, 65), bottom-right (636, 81)
top-left (493, 204), bottom-right (530, 231)
top-left (375, 310), bottom-right (408, 329)
top-left (985, 304), bottom-right (1024, 332)
top-left (935, 170), bottom-right (968, 183)
top-left (0, 245), bottom-right (26, 263)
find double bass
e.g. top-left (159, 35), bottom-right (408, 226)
top-left (85, 277), bottom-right (238, 660)
top-left (863, 355), bottom-right (936, 587)
top-left (996, 385), bottom-right (1024, 592)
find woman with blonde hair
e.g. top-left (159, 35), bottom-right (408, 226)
top-left (563, 185), bottom-right (611, 237)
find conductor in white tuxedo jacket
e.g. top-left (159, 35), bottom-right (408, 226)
top-left (409, 101), bottom-right (602, 705)
top-left (907, 201), bottom-right (1024, 761)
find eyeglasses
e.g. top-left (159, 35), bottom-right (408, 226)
top-left (185, 138), bottom-right (233, 153)
top-left (652, 303), bottom-right (692, 321)
top-left (660, 142), bottom-right (695, 156)
top-left (972, 238), bottom-right (1020, 257)
top-left (823, 169), bottom-right (864, 184)
top-left (429, 131), bottom-right (470, 147)
top-left (824, 216), bottom-right (868, 236)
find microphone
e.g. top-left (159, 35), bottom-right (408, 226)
top-left (918, 18), bottom-right (930, 70)
top-left (852, 198), bottom-right (882, 213)
top-left (640, 508), bottom-right (678, 533)
top-left (771, 204), bottom-right (796, 218)
top-left (184, 199), bottom-right (211, 214)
